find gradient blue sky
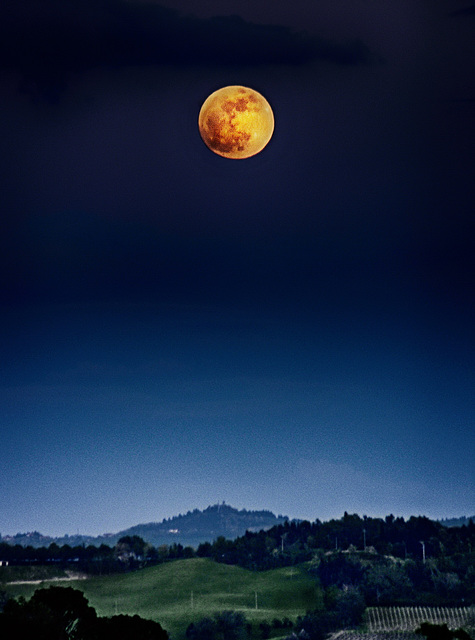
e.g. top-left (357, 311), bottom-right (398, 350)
top-left (1, 0), bottom-right (474, 537)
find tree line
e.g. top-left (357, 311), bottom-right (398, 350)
top-left (4, 513), bottom-right (472, 566)
top-left (195, 513), bottom-right (474, 570)
top-left (0, 535), bottom-right (194, 575)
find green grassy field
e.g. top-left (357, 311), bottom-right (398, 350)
top-left (3, 559), bottom-right (322, 639)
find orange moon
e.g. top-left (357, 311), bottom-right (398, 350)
top-left (198, 86), bottom-right (274, 159)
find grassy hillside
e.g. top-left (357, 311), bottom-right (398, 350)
top-left (3, 558), bottom-right (321, 639)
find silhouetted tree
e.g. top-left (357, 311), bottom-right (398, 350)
top-left (316, 552), bottom-right (366, 589)
top-left (186, 611), bottom-right (248, 640)
top-left (0, 587), bottom-right (168, 640)
top-left (95, 613), bottom-right (168, 640)
top-left (0, 586), bottom-right (97, 639)
top-left (416, 622), bottom-right (471, 640)
top-left (362, 560), bottom-right (413, 604)
top-left (186, 615), bottom-right (215, 640)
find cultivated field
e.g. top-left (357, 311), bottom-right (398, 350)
top-left (331, 608), bottom-right (475, 640)
top-left (365, 606), bottom-right (475, 632)
top-left (329, 633), bottom-right (419, 640)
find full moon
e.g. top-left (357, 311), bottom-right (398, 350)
top-left (198, 86), bottom-right (274, 159)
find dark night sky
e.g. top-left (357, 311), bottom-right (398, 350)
top-left (1, 0), bottom-right (474, 536)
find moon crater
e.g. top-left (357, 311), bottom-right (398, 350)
top-left (199, 86), bottom-right (274, 159)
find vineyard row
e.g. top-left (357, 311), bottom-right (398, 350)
top-left (365, 606), bottom-right (474, 632)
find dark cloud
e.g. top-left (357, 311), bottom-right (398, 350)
top-left (1, 0), bottom-right (373, 101)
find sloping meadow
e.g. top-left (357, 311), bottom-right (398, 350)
top-left (3, 557), bottom-right (321, 638)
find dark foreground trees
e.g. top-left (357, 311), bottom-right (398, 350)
top-left (93, 614), bottom-right (168, 640)
top-left (416, 622), bottom-right (472, 640)
top-left (186, 610), bottom-right (249, 640)
top-left (290, 586), bottom-right (366, 640)
top-left (0, 585), bottom-right (168, 640)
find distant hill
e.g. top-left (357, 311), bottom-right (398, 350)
top-left (108, 503), bottom-right (288, 548)
top-left (438, 515), bottom-right (475, 528)
top-left (1, 503), bottom-right (288, 548)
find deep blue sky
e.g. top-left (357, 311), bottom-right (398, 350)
top-left (1, 0), bottom-right (474, 537)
